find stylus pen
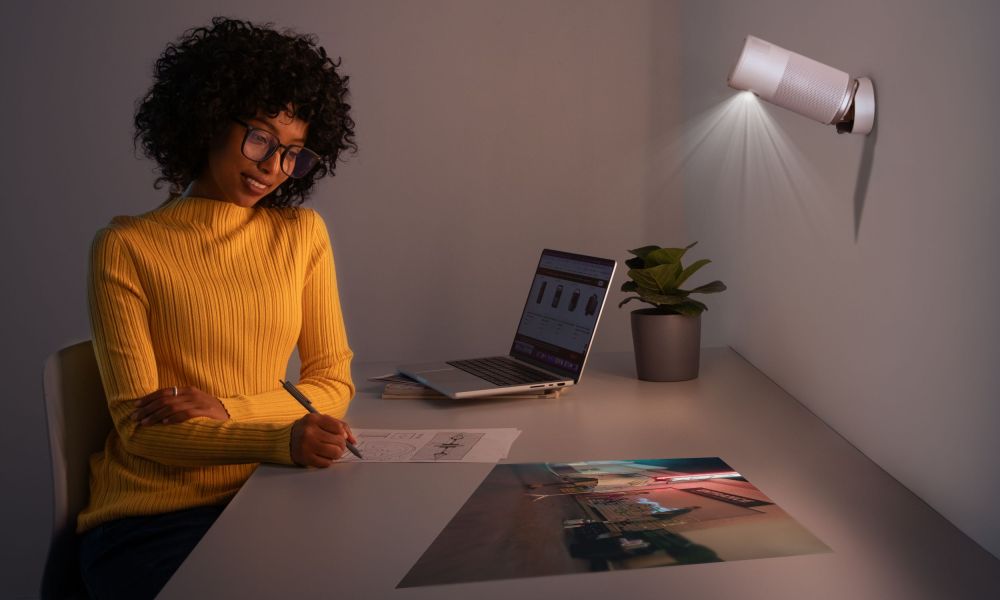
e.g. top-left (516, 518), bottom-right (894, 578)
top-left (279, 379), bottom-right (364, 460)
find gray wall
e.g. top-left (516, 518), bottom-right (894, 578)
top-left (5, 0), bottom-right (999, 597)
top-left (673, 0), bottom-right (1000, 560)
top-left (0, 1), bottom-right (680, 596)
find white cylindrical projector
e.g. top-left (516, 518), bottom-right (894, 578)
top-left (728, 35), bottom-right (875, 135)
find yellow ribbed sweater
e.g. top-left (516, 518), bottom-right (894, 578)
top-left (79, 195), bottom-right (354, 533)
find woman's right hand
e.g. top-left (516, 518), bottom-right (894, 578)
top-left (132, 386), bottom-right (229, 426)
top-left (289, 413), bottom-right (357, 468)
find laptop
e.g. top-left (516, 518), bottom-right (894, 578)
top-left (398, 249), bottom-right (617, 399)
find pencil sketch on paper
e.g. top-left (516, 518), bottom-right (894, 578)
top-left (354, 441), bottom-right (417, 461)
top-left (411, 432), bottom-right (485, 461)
top-left (338, 429), bottom-right (520, 463)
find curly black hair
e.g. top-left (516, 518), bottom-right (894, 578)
top-left (134, 16), bottom-right (357, 208)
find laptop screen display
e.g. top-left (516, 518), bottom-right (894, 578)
top-left (510, 250), bottom-right (616, 381)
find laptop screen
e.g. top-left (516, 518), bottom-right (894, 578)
top-left (509, 249), bottom-right (617, 381)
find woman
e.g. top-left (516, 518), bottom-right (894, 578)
top-left (79, 17), bottom-right (358, 599)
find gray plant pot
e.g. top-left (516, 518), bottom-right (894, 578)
top-left (630, 309), bottom-right (701, 381)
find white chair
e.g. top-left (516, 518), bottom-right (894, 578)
top-left (41, 340), bottom-right (113, 599)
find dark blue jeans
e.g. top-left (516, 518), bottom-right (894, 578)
top-left (78, 504), bottom-right (226, 600)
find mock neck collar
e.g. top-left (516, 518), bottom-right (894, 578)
top-left (160, 195), bottom-right (260, 230)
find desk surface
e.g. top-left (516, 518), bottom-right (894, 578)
top-left (160, 349), bottom-right (1000, 599)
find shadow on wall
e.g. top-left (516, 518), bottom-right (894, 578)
top-left (853, 119), bottom-right (879, 241)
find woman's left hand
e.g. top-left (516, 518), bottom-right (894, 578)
top-left (132, 386), bottom-right (230, 425)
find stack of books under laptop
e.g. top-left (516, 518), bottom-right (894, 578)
top-left (371, 374), bottom-right (565, 400)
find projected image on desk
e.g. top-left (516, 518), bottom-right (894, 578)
top-left (398, 457), bottom-right (831, 588)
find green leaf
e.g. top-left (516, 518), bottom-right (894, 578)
top-left (644, 247), bottom-right (685, 266)
top-left (671, 299), bottom-right (708, 316)
top-left (621, 241), bottom-right (720, 312)
top-left (625, 257), bottom-right (645, 270)
top-left (650, 263), bottom-right (683, 290)
top-left (645, 241), bottom-right (699, 266)
top-left (627, 246), bottom-right (661, 258)
top-left (619, 296), bottom-right (691, 315)
top-left (627, 268), bottom-right (659, 291)
top-left (675, 259), bottom-right (711, 289)
top-left (635, 287), bottom-right (690, 305)
top-left (689, 280), bottom-right (727, 294)
top-left (619, 295), bottom-right (656, 308)
top-left (628, 264), bottom-right (682, 292)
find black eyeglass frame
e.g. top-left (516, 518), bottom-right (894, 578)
top-left (232, 118), bottom-right (320, 179)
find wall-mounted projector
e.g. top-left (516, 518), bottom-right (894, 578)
top-left (728, 35), bottom-right (875, 135)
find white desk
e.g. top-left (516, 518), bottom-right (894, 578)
top-left (159, 349), bottom-right (1000, 599)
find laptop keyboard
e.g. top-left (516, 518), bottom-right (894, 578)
top-left (448, 357), bottom-right (559, 387)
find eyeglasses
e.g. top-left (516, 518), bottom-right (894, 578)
top-left (232, 118), bottom-right (320, 179)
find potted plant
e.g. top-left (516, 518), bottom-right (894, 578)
top-left (619, 242), bottom-right (726, 381)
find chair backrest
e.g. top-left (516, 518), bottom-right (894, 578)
top-left (41, 340), bottom-right (113, 600)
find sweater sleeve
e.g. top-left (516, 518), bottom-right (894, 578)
top-left (89, 227), bottom-right (296, 466)
top-left (218, 210), bottom-right (355, 422)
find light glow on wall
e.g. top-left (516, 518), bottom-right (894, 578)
top-left (650, 91), bottom-right (841, 246)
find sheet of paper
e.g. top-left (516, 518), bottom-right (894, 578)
top-left (340, 428), bottom-right (521, 463)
